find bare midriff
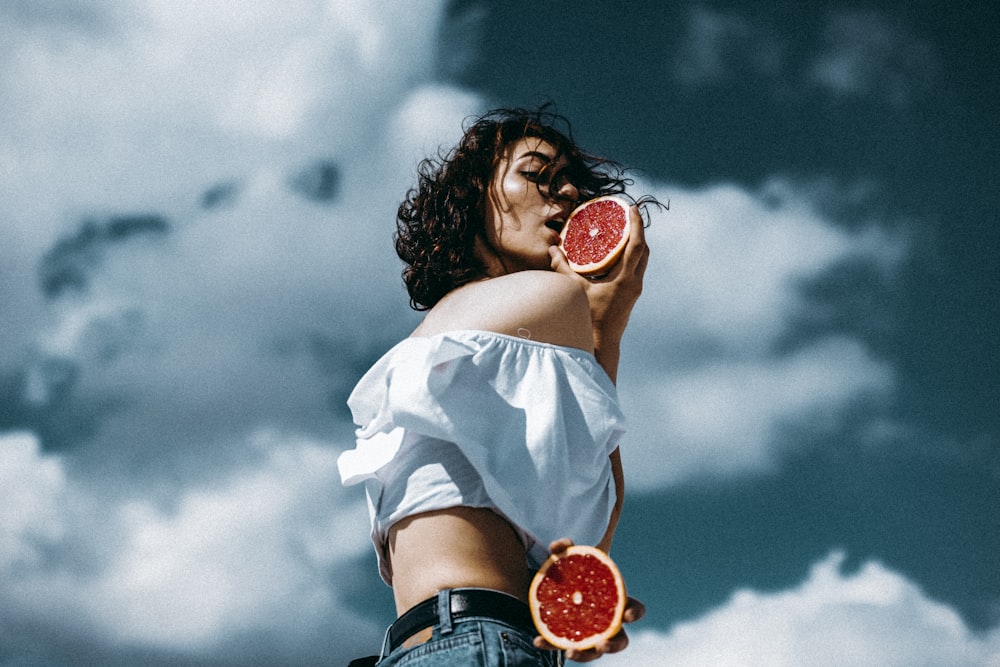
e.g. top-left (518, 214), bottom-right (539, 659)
top-left (387, 506), bottom-right (534, 616)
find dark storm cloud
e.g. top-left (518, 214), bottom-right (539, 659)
top-left (287, 159), bottom-right (341, 203)
top-left (39, 214), bottom-right (170, 298)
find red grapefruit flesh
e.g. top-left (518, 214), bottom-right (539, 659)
top-left (529, 545), bottom-right (627, 651)
top-left (559, 195), bottom-right (631, 275)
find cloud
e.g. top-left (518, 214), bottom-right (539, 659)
top-left (603, 551), bottom-right (1000, 667)
top-left (631, 179), bottom-right (904, 353)
top-left (0, 0), bottom-right (473, 477)
top-left (0, 3), bottom-right (475, 660)
top-left (672, 7), bottom-right (784, 85)
top-left (808, 10), bottom-right (939, 108)
top-left (87, 430), bottom-right (370, 649)
top-left (0, 430), bottom-right (376, 660)
top-left (0, 2), bottom-right (967, 663)
top-left (619, 179), bottom-right (906, 489)
top-left (0, 3), bottom-right (494, 661)
top-left (12, 81), bottom-right (482, 473)
top-left (670, 6), bottom-right (939, 107)
top-left (622, 337), bottom-right (893, 487)
top-left (385, 83), bottom-right (485, 183)
top-left (0, 432), bottom-right (67, 571)
top-left (0, 0), bottom-right (447, 257)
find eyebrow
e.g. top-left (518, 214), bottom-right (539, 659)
top-left (514, 150), bottom-right (555, 163)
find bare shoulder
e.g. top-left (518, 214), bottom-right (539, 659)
top-left (413, 271), bottom-right (593, 351)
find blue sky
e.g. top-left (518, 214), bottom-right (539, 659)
top-left (0, 1), bottom-right (997, 665)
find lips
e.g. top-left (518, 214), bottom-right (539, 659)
top-left (544, 217), bottom-right (565, 234)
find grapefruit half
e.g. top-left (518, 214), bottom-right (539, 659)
top-left (559, 195), bottom-right (631, 275)
top-left (529, 545), bottom-right (627, 651)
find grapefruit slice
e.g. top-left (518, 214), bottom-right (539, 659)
top-left (559, 195), bottom-right (631, 275)
top-left (529, 545), bottom-right (627, 651)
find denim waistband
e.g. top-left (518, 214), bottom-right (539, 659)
top-left (382, 588), bottom-right (536, 655)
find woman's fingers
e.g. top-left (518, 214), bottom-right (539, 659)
top-left (547, 537), bottom-right (575, 554)
top-left (623, 596), bottom-right (646, 623)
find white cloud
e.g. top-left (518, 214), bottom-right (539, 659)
top-left (1, 0), bottom-right (471, 478)
top-left (18, 85), bottom-right (481, 473)
top-left (619, 179), bottom-right (905, 489)
top-left (602, 551), bottom-right (1000, 667)
top-left (631, 178), bottom-right (904, 354)
top-left (0, 430), bottom-right (376, 655)
top-left (384, 84), bottom-right (484, 185)
top-left (0, 0), bottom-right (449, 293)
top-left (0, 3), bottom-right (468, 659)
top-left (0, 432), bottom-right (67, 570)
top-left (621, 337), bottom-right (893, 488)
top-left (89, 430), bottom-right (370, 648)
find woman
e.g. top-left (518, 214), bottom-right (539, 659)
top-left (339, 108), bottom-right (650, 665)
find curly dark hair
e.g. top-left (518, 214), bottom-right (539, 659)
top-left (394, 107), bottom-right (634, 310)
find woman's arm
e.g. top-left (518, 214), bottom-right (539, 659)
top-left (597, 447), bottom-right (625, 553)
top-left (549, 205), bottom-right (649, 384)
top-left (551, 205), bottom-right (647, 558)
top-left (551, 204), bottom-right (647, 554)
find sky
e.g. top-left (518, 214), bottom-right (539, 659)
top-left (0, 1), bottom-right (997, 665)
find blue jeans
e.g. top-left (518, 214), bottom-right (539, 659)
top-left (375, 590), bottom-right (563, 666)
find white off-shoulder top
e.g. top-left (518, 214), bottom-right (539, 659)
top-left (337, 330), bottom-right (626, 585)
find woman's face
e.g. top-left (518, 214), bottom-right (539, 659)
top-left (479, 136), bottom-right (580, 276)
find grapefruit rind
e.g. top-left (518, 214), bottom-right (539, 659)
top-left (528, 545), bottom-right (627, 652)
top-left (559, 195), bottom-right (631, 276)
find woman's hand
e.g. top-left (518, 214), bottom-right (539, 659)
top-left (550, 205), bottom-right (649, 383)
top-left (533, 538), bottom-right (646, 662)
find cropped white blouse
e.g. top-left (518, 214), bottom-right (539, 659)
top-left (337, 330), bottom-right (626, 585)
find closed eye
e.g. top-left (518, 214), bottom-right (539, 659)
top-left (521, 168), bottom-right (555, 187)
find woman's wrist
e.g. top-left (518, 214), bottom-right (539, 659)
top-left (593, 332), bottom-right (622, 384)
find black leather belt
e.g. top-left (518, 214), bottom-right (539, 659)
top-left (388, 588), bottom-right (536, 652)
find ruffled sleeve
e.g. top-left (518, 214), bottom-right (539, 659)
top-left (337, 334), bottom-right (478, 485)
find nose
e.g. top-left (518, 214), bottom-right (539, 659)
top-left (554, 175), bottom-right (579, 204)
